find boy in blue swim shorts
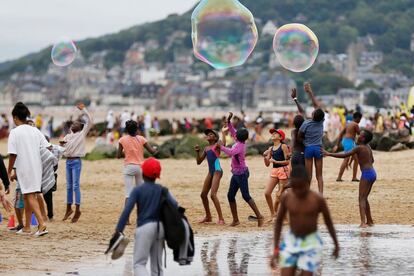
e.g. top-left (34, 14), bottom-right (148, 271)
top-left (334, 112), bottom-right (362, 182)
top-left (270, 166), bottom-right (339, 275)
top-left (324, 130), bottom-right (377, 228)
top-left (298, 83), bottom-right (325, 194)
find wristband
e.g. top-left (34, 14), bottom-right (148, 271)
top-left (274, 247), bottom-right (279, 255)
top-left (293, 97), bottom-right (298, 101)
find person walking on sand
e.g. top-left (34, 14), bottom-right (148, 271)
top-left (333, 111), bottom-right (362, 182)
top-left (7, 102), bottom-right (50, 236)
top-left (194, 128), bottom-right (226, 225)
top-left (61, 103), bottom-right (93, 223)
top-left (219, 112), bottom-right (264, 227)
top-left (117, 120), bottom-right (158, 223)
top-left (111, 158), bottom-right (179, 276)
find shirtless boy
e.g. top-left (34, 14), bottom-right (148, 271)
top-left (334, 112), bottom-right (362, 182)
top-left (324, 130), bottom-right (376, 228)
top-left (270, 166), bottom-right (339, 275)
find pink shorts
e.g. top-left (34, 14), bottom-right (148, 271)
top-left (271, 166), bottom-right (290, 180)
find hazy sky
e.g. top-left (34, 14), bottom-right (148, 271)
top-left (0, 0), bottom-right (197, 62)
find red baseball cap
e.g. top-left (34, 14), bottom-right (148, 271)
top-left (269, 128), bottom-right (285, 141)
top-left (141, 157), bottom-right (161, 179)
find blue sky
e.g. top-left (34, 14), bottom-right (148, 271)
top-left (0, 0), bottom-right (196, 62)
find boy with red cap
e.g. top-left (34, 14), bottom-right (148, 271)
top-left (112, 157), bottom-right (178, 276)
top-left (263, 128), bottom-right (290, 222)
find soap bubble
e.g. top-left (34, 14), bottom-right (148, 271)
top-left (191, 0), bottom-right (258, 70)
top-left (51, 38), bottom-right (77, 67)
top-left (273, 23), bottom-right (319, 73)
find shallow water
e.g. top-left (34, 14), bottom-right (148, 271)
top-left (53, 225), bottom-right (414, 276)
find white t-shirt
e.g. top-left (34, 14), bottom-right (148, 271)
top-left (120, 112), bottom-right (131, 128)
top-left (8, 125), bottom-right (50, 194)
top-left (144, 113), bottom-right (151, 130)
top-left (107, 114), bottom-right (115, 129)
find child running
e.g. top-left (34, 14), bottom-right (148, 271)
top-left (323, 130), bottom-right (376, 228)
top-left (61, 103), bottom-right (93, 223)
top-left (219, 112), bottom-right (264, 227)
top-left (194, 128), bottom-right (225, 225)
top-left (263, 129), bottom-right (290, 222)
top-left (334, 112), bottom-right (362, 182)
top-left (270, 166), bottom-right (339, 275)
top-left (297, 83), bottom-right (325, 194)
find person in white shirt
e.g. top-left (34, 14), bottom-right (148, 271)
top-left (7, 102), bottom-right (50, 236)
top-left (144, 111), bottom-right (152, 139)
top-left (120, 110), bottom-right (131, 134)
top-left (60, 103), bottom-right (93, 223)
top-left (106, 110), bottom-right (115, 131)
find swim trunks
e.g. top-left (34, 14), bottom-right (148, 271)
top-left (341, 137), bottom-right (356, 153)
top-left (361, 168), bottom-right (377, 182)
top-left (279, 231), bottom-right (323, 273)
top-left (304, 145), bottom-right (322, 159)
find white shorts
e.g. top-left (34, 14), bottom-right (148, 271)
top-left (123, 164), bottom-right (143, 197)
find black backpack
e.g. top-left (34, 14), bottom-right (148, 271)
top-left (158, 186), bottom-right (185, 250)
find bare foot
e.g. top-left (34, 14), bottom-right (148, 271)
top-left (367, 221), bottom-right (374, 226)
top-left (352, 179), bottom-right (360, 182)
top-left (230, 221), bottom-right (240, 227)
top-left (62, 209), bottom-right (73, 221)
top-left (336, 179), bottom-right (344, 182)
top-left (71, 211), bottom-right (81, 223)
top-left (257, 216), bottom-right (264, 227)
top-left (359, 223), bottom-right (369, 228)
top-left (198, 217), bottom-right (212, 224)
top-left (217, 219), bottom-right (225, 225)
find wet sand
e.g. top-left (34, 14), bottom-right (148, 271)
top-left (0, 139), bottom-right (413, 274)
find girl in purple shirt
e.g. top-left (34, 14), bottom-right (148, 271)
top-left (220, 112), bottom-right (264, 227)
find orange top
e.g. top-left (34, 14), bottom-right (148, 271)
top-left (119, 135), bottom-right (148, 165)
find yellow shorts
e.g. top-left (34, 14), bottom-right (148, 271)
top-left (271, 166), bottom-right (290, 180)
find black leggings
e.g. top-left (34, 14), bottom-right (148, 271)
top-left (227, 171), bottom-right (252, 203)
top-left (44, 190), bottom-right (54, 219)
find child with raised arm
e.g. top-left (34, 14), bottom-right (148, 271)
top-left (219, 112), bottom-right (264, 227)
top-left (263, 129), bottom-right (290, 222)
top-left (61, 103), bottom-right (93, 223)
top-left (297, 83), bottom-right (325, 194)
top-left (290, 88), bottom-right (306, 167)
top-left (334, 112), bottom-right (362, 182)
top-left (194, 128), bottom-right (225, 225)
top-left (323, 130), bottom-right (376, 228)
top-left (270, 166), bottom-right (339, 275)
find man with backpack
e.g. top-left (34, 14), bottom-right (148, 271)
top-left (111, 157), bottom-right (178, 276)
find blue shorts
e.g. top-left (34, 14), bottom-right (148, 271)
top-left (361, 168), bottom-right (377, 182)
top-left (341, 138), bottom-right (356, 152)
top-left (304, 145), bottom-right (322, 159)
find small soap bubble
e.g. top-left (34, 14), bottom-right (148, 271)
top-left (51, 38), bottom-right (77, 67)
top-left (273, 23), bottom-right (319, 73)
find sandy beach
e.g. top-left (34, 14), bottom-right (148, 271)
top-left (0, 139), bottom-right (413, 274)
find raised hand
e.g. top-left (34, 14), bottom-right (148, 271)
top-left (76, 102), bottom-right (85, 110)
top-left (227, 112), bottom-right (233, 123)
top-left (291, 88), bottom-right (297, 99)
top-left (194, 145), bottom-right (201, 152)
top-left (304, 82), bottom-right (313, 94)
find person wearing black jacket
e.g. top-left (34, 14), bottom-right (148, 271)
top-left (0, 154), bottom-right (12, 212)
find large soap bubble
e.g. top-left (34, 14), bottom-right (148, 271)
top-left (191, 0), bottom-right (258, 70)
top-left (273, 23), bottom-right (319, 73)
top-left (51, 38), bottom-right (77, 67)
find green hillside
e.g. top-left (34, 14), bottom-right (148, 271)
top-left (1, 0), bottom-right (414, 79)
